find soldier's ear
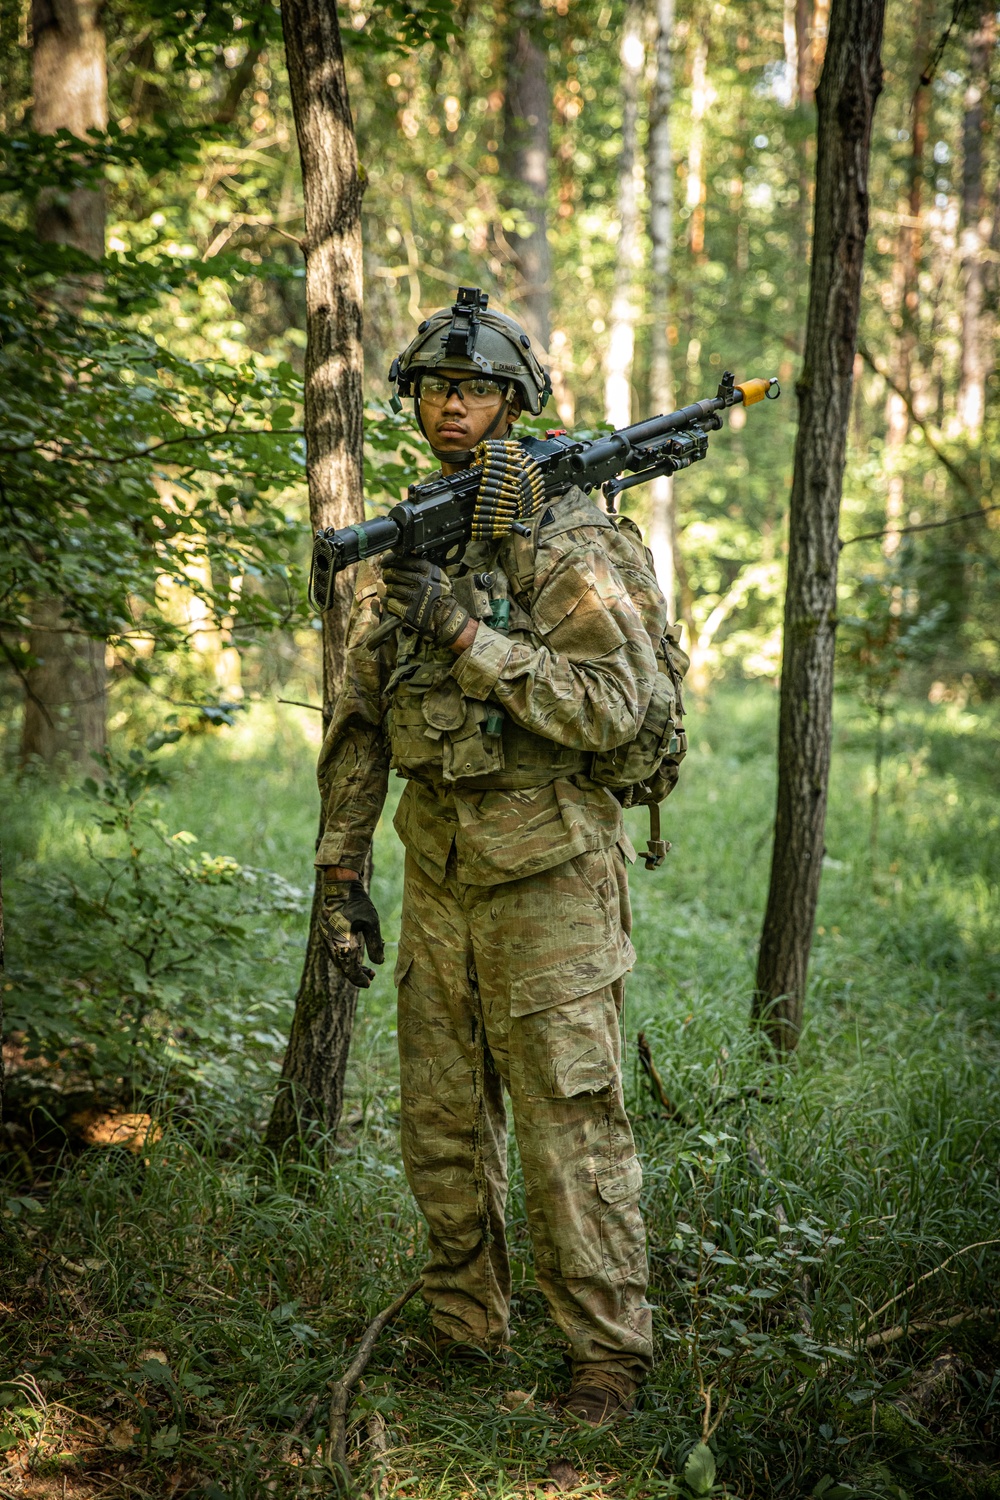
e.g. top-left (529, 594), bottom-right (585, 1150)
top-left (506, 391), bottom-right (523, 428)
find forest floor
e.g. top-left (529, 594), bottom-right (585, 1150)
top-left (1, 684), bottom-right (999, 1500)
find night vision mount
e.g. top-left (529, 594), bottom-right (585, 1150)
top-left (443, 286), bottom-right (493, 374)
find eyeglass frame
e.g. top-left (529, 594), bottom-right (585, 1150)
top-left (416, 372), bottom-right (513, 407)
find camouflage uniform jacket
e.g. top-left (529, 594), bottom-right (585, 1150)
top-left (315, 485), bottom-right (662, 888)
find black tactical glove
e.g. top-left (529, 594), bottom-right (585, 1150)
top-left (319, 878), bottom-right (384, 989)
top-left (381, 556), bottom-right (471, 648)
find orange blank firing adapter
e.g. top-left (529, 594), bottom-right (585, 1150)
top-left (735, 377), bottom-right (780, 405)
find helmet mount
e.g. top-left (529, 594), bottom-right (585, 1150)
top-left (443, 287), bottom-right (492, 374)
top-left (388, 285), bottom-right (553, 430)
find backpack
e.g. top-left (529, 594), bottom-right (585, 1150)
top-left (586, 514), bottom-right (689, 870)
top-left (508, 505), bottom-right (689, 871)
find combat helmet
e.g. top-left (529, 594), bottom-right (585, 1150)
top-left (389, 287), bottom-right (552, 455)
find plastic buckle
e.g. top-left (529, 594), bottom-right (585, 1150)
top-left (643, 838), bottom-right (670, 871)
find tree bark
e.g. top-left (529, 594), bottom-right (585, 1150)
top-left (647, 0), bottom-right (676, 614)
top-left (884, 0), bottom-right (931, 555)
top-left (753, 0), bottom-right (886, 1055)
top-left (265, 0), bottom-right (366, 1151)
top-left (956, 9), bottom-right (995, 437)
top-left (500, 0), bottom-right (551, 350)
top-left (685, 19), bottom-right (710, 259)
top-left (22, 0), bottom-right (108, 767)
top-left (603, 0), bottom-right (644, 431)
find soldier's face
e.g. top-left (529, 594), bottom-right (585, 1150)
top-left (419, 367), bottom-right (516, 456)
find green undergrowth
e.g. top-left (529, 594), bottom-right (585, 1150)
top-left (2, 686), bottom-right (999, 1499)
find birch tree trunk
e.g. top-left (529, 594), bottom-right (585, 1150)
top-left (265, 0), bottom-right (366, 1150)
top-left (647, 0), bottom-right (676, 614)
top-left (500, 0), bottom-right (551, 350)
top-left (21, 0), bottom-right (107, 767)
top-left (604, 0), bottom-right (644, 430)
top-left (753, 0), bottom-right (886, 1055)
top-left (956, 9), bottom-right (995, 437)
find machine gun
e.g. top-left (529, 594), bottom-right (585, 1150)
top-left (309, 370), bottom-right (780, 612)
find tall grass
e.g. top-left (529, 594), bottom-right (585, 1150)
top-left (2, 686), bottom-right (998, 1498)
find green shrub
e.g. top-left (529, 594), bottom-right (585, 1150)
top-left (4, 744), bottom-right (305, 1105)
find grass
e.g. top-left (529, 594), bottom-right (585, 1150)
top-left (1, 684), bottom-right (999, 1499)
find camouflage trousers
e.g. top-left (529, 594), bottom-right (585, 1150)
top-left (395, 842), bottom-right (653, 1382)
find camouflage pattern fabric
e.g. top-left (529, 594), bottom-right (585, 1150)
top-left (314, 484), bottom-right (662, 1382)
top-left (315, 485), bottom-right (659, 884)
top-left (396, 845), bottom-right (653, 1379)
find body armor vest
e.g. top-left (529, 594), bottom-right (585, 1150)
top-left (383, 546), bottom-right (588, 791)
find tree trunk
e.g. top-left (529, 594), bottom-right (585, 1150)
top-left (500, 0), bottom-right (550, 350)
top-left (604, 0), bottom-right (644, 431)
top-left (753, 0), bottom-right (885, 1055)
top-left (884, 0), bottom-right (930, 555)
top-left (265, 0), bottom-right (366, 1151)
top-left (647, 0), bottom-right (676, 614)
top-left (22, 0), bottom-right (107, 767)
top-left (685, 19), bottom-right (710, 259)
top-left (795, 0), bottom-right (812, 103)
top-left (956, 9), bottom-right (995, 437)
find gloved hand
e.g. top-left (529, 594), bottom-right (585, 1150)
top-left (381, 556), bottom-right (471, 648)
top-left (319, 878), bottom-right (384, 988)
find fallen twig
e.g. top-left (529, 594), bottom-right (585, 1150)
top-left (636, 1033), bottom-right (683, 1121)
top-left (864, 1306), bottom-right (998, 1350)
top-left (857, 1239), bottom-right (1000, 1337)
top-left (327, 1278), bottom-right (422, 1485)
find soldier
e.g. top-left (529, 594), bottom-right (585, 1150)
top-left (315, 289), bottom-right (665, 1425)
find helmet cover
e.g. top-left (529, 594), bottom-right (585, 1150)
top-left (389, 287), bottom-right (552, 416)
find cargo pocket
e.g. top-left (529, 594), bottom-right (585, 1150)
top-left (514, 988), bottom-right (620, 1101)
top-left (596, 1155), bottom-right (646, 1281)
top-left (471, 847), bottom-right (632, 1020)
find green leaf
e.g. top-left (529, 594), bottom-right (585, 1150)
top-left (682, 1443), bottom-right (716, 1496)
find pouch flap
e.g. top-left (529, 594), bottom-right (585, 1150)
top-left (422, 678), bottom-right (467, 731)
top-left (596, 1155), bottom-right (642, 1204)
top-left (509, 931), bottom-right (636, 1017)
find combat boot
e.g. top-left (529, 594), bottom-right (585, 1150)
top-left (406, 1327), bottom-right (510, 1368)
top-left (556, 1367), bottom-right (638, 1427)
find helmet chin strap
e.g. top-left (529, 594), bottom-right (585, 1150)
top-left (415, 393), bottom-right (515, 466)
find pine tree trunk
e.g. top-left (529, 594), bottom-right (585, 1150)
top-left (604, 0), bottom-right (644, 430)
top-left (21, 0), bottom-right (107, 767)
top-left (956, 9), bottom-right (995, 437)
top-left (753, 0), bottom-right (886, 1055)
top-left (647, 0), bottom-right (676, 614)
top-left (500, 0), bottom-right (551, 349)
top-left (265, 0), bottom-right (366, 1151)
